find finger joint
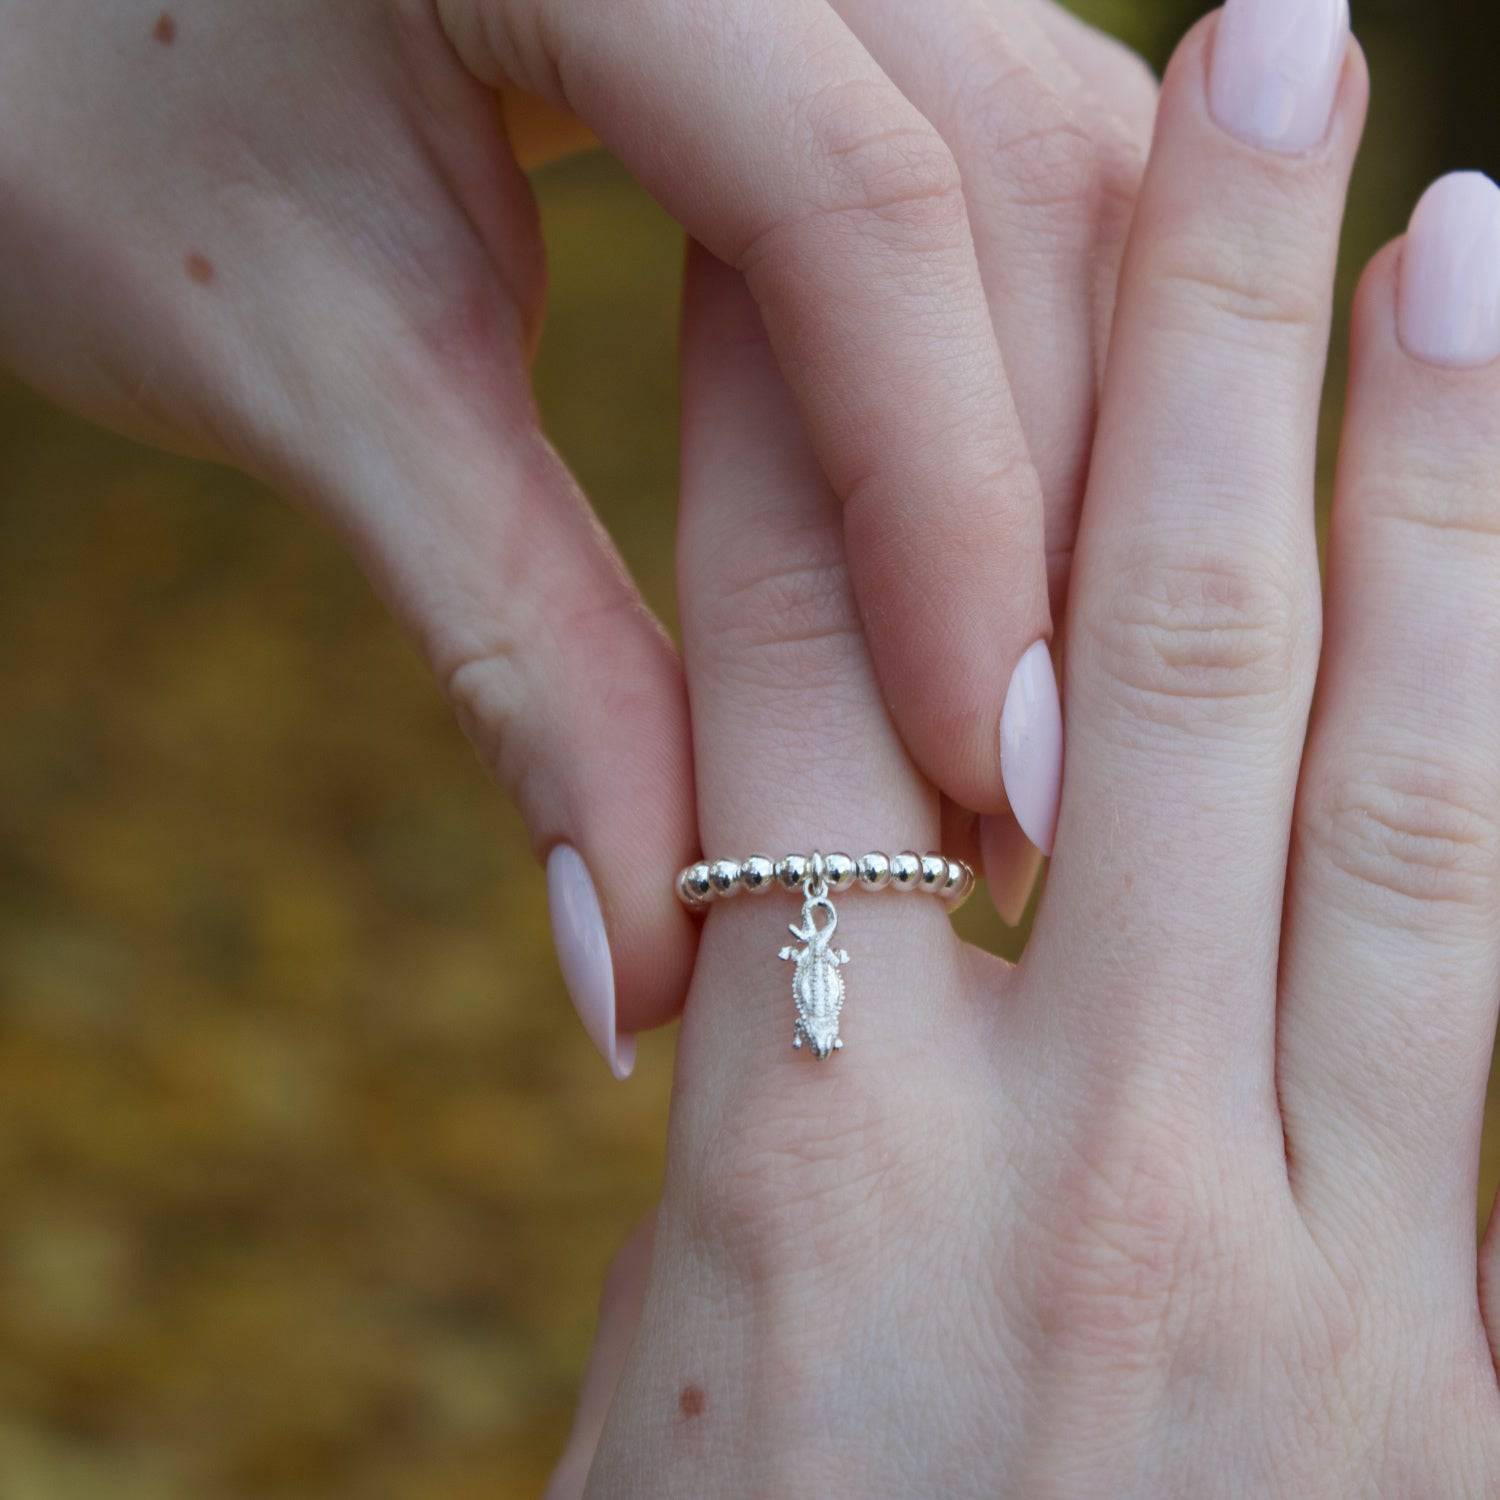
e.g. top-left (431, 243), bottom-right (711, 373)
top-left (1081, 555), bottom-right (1306, 729)
top-left (1299, 749), bottom-right (1500, 919)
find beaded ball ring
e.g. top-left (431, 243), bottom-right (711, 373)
top-left (676, 850), bottom-right (975, 910)
top-left (674, 850), bottom-right (975, 1061)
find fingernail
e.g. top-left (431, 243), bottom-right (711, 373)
top-left (1398, 172), bottom-right (1500, 369)
top-left (1208, 0), bottom-right (1349, 154)
top-left (981, 814), bottom-right (1045, 927)
top-left (1000, 641), bottom-right (1062, 858)
top-left (547, 844), bottom-right (635, 1080)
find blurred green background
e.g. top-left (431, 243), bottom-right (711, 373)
top-left (2, 2), bottom-right (1498, 1495)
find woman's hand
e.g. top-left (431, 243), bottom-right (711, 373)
top-left (556, 4), bottom-right (1500, 1492)
top-left (0, 0), bottom-right (1153, 1071)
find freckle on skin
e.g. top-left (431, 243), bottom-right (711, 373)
top-left (153, 12), bottom-right (177, 45)
top-left (184, 252), bottom-right (215, 286)
top-left (678, 1384), bottom-right (706, 1419)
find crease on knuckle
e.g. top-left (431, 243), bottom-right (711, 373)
top-left (696, 550), bottom-right (864, 695)
top-left (740, 82), bottom-right (966, 270)
top-left (444, 635), bottom-right (526, 787)
top-left (1149, 230), bottom-right (1326, 337)
top-left (432, 0), bottom-right (561, 98)
top-left (960, 57), bottom-right (1099, 219)
top-left (1301, 750), bottom-right (1500, 916)
top-left (1363, 468), bottom-right (1500, 547)
top-left (443, 592), bottom-right (655, 806)
top-left (1083, 556), bottom-right (1302, 725)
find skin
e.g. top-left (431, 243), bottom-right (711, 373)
top-left (0, 0), bottom-right (1155, 1039)
top-left (552, 18), bottom-right (1500, 1498)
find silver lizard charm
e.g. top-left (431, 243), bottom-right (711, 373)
top-left (779, 885), bottom-right (850, 1058)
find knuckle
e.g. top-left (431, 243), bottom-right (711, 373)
top-left (1081, 556), bottom-right (1305, 726)
top-left (1029, 1119), bottom-right (1220, 1360)
top-left (682, 1074), bottom-right (924, 1288)
top-left (1299, 749), bottom-right (1500, 917)
top-left (432, 0), bottom-right (559, 97)
top-left (962, 57), bottom-right (1100, 220)
top-left (1360, 458), bottom-right (1500, 547)
top-left (694, 548), bottom-right (864, 698)
top-left (442, 592), bottom-right (663, 813)
top-left (746, 81), bottom-right (967, 265)
top-left (1149, 226), bottom-right (1327, 338)
top-left (444, 638), bottom-right (529, 792)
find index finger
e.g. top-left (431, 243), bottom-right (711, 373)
top-left (442, 0), bottom-right (1061, 843)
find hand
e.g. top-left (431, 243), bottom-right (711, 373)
top-left (553, 5), bottom-right (1500, 1492)
top-left (0, 0), bottom-right (1152, 1073)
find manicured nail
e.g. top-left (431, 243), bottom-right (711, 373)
top-left (1398, 173), bottom-right (1500, 369)
top-left (981, 814), bottom-right (1045, 928)
top-left (1000, 640), bottom-right (1062, 858)
top-left (1209, 0), bottom-right (1349, 154)
top-left (547, 844), bottom-right (635, 1080)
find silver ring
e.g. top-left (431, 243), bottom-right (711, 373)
top-left (676, 849), bottom-right (974, 912)
top-left (674, 849), bottom-right (975, 1062)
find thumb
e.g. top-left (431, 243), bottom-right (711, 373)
top-left (302, 376), bottom-right (698, 1079)
top-left (544, 1212), bottom-right (656, 1500)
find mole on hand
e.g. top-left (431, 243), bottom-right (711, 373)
top-left (678, 1384), bottom-right (706, 1419)
top-left (184, 252), bottom-right (215, 286)
top-left (152, 12), bottom-right (177, 45)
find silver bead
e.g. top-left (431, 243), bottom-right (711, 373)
top-left (680, 862), bottom-right (712, 904)
top-left (776, 854), bottom-right (810, 891)
top-left (823, 853), bottom-right (856, 892)
top-left (889, 852), bottom-right (922, 890)
top-left (942, 859), bottom-right (970, 900)
top-left (856, 852), bottom-right (891, 891)
top-left (741, 855), bottom-right (775, 894)
top-left (920, 853), bottom-right (948, 892)
top-left (708, 859), bottom-right (742, 897)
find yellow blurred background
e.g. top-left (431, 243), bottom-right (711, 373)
top-left (2, 2), bottom-right (1498, 1495)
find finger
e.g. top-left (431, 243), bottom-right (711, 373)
top-left (544, 1213), bottom-right (656, 1500)
top-left (1274, 180), bottom-right (1500, 1268)
top-left (582, 249), bottom-right (986, 1493)
top-left (309, 363), bottom-right (697, 1079)
top-left (1028, 4), bottom-right (1365, 1095)
top-left (834, 0), bottom-right (1142, 603)
top-left (1006, 0), bottom-right (1158, 377)
top-left (441, 0), bottom-right (1057, 834)
top-left (830, 0), bottom-right (1149, 900)
top-left (672, 243), bottom-right (972, 1092)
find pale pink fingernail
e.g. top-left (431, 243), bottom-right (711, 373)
top-left (1208, 0), bottom-right (1349, 154)
top-left (981, 814), bottom-right (1045, 928)
top-left (547, 844), bottom-right (635, 1080)
top-left (1000, 641), bottom-right (1062, 858)
top-left (1398, 173), bottom-right (1500, 369)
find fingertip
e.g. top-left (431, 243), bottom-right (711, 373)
top-left (1397, 172), bottom-right (1500, 369)
top-left (611, 1028), bottom-right (638, 1083)
top-left (548, 838), bottom-right (697, 1079)
top-left (1154, 5), bottom-right (1367, 170)
top-left (1000, 640), bottom-right (1062, 857)
top-left (547, 843), bottom-right (633, 1080)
